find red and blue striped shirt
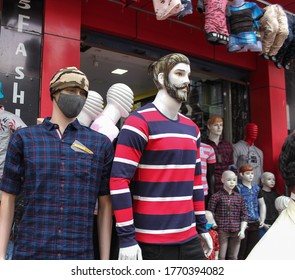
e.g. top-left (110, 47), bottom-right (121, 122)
top-left (110, 103), bottom-right (207, 248)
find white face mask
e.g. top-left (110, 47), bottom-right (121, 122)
top-left (56, 92), bottom-right (86, 118)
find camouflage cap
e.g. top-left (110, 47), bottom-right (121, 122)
top-left (49, 66), bottom-right (89, 99)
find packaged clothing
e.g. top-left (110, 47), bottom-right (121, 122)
top-left (259, 4), bottom-right (289, 56)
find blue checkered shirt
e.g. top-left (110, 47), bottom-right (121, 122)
top-left (0, 118), bottom-right (114, 259)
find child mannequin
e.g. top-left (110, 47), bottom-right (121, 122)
top-left (260, 172), bottom-right (280, 237)
top-left (205, 210), bottom-right (219, 260)
top-left (208, 170), bottom-right (248, 260)
top-left (236, 164), bottom-right (266, 259)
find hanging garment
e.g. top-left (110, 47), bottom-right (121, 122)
top-left (274, 14), bottom-right (295, 69)
top-left (198, 0), bottom-right (229, 45)
top-left (177, 0), bottom-right (193, 19)
top-left (152, 0), bottom-right (183, 20)
top-left (259, 5), bottom-right (289, 57)
top-left (227, 1), bottom-right (264, 52)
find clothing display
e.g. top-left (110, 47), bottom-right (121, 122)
top-left (152, 0), bottom-right (183, 20)
top-left (247, 199), bottom-right (295, 260)
top-left (233, 140), bottom-right (263, 185)
top-left (204, 138), bottom-right (234, 192)
top-left (259, 4), bottom-right (289, 57)
top-left (0, 110), bottom-right (26, 177)
top-left (0, 118), bottom-right (114, 259)
top-left (207, 229), bottom-right (219, 260)
top-left (261, 190), bottom-right (280, 225)
top-left (110, 103), bottom-right (206, 248)
top-left (199, 0), bottom-right (229, 45)
top-left (200, 142), bottom-right (216, 196)
top-left (208, 188), bottom-right (248, 233)
top-left (227, 1), bottom-right (264, 52)
top-left (274, 13), bottom-right (295, 69)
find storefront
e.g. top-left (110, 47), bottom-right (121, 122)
top-left (0, 0), bottom-right (293, 192)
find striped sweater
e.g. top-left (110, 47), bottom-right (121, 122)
top-left (110, 103), bottom-right (207, 248)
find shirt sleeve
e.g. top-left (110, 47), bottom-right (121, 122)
top-left (110, 112), bottom-right (148, 248)
top-left (194, 127), bottom-right (207, 234)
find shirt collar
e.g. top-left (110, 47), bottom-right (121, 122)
top-left (42, 117), bottom-right (81, 131)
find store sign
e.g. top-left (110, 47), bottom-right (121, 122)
top-left (0, 0), bottom-right (43, 125)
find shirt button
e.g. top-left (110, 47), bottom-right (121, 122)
top-left (58, 229), bottom-right (62, 233)
top-left (60, 207), bottom-right (63, 211)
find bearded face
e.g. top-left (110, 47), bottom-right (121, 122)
top-left (164, 63), bottom-right (191, 103)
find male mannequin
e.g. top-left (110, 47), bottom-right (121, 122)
top-left (208, 170), bottom-right (248, 260)
top-left (110, 53), bottom-right (212, 260)
top-left (0, 67), bottom-right (114, 260)
top-left (204, 115), bottom-right (234, 193)
top-left (236, 164), bottom-right (266, 259)
top-left (227, 0), bottom-right (263, 52)
top-left (233, 123), bottom-right (263, 185)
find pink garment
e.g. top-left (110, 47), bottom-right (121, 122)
top-left (152, 0), bottom-right (183, 20)
top-left (204, 0), bottom-right (229, 36)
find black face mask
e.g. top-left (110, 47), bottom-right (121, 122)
top-left (56, 92), bottom-right (86, 118)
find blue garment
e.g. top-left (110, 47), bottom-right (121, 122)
top-left (0, 118), bottom-right (114, 259)
top-left (237, 183), bottom-right (261, 222)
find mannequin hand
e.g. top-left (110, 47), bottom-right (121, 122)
top-left (118, 244), bottom-right (142, 260)
top-left (263, 223), bottom-right (271, 230)
top-left (238, 230), bottom-right (245, 240)
top-left (259, 221), bottom-right (265, 228)
top-left (199, 233), bottom-right (213, 258)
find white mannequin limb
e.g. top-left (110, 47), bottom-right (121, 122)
top-left (118, 244), bottom-right (142, 260)
top-left (77, 90), bottom-right (104, 126)
top-left (238, 221), bottom-right (247, 239)
top-left (91, 83), bottom-right (134, 141)
top-left (0, 192), bottom-right (15, 260)
top-left (199, 232), bottom-right (213, 258)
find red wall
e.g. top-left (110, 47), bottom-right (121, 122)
top-left (40, 0), bottom-right (81, 117)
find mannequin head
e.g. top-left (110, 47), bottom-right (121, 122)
top-left (106, 83), bottom-right (134, 118)
top-left (207, 115), bottom-right (223, 137)
top-left (221, 170), bottom-right (237, 193)
top-left (148, 53), bottom-right (191, 102)
top-left (244, 123), bottom-right (258, 146)
top-left (239, 164), bottom-right (254, 184)
top-left (205, 210), bottom-right (217, 230)
top-left (77, 90), bottom-right (104, 126)
top-left (261, 172), bottom-right (275, 189)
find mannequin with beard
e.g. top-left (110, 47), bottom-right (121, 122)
top-left (0, 67), bottom-right (114, 260)
top-left (110, 53), bottom-right (213, 260)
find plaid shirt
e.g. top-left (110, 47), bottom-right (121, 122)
top-left (208, 188), bottom-right (248, 232)
top-left (0, 118), bottom-right (114, 259)
top-left (204, 138), bottom-right (234, 192)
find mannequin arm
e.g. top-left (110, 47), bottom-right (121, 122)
top-left (238, 221), bottom-right (247, 240)
top-left (207, 163), bottom-right (215, 196)
top-left (0, 192), bottom-right (15, 260)
top-left (98, 195), bottom-right (112, 260)
top-left (199, 232), bottom-right (213, 258)
top-left (258, 197), bottom-right (266, 227)
top-left (118, 244), bottom-right (142, 260)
